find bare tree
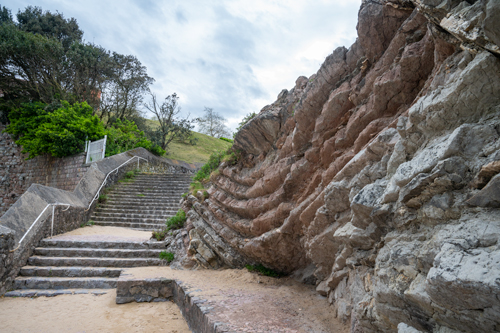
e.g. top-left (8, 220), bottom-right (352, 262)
top-left (196, 107), bottom-right (231, 138)
top-left (144, 91), bottom-right (194, 150)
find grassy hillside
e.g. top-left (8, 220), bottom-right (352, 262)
top-left (143, 118), bottom-right (232, 164)
top-left (165, 131), bottom-right (232, 164)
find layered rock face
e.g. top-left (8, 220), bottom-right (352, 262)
top-left (184, 1), bottom-right (500, 332)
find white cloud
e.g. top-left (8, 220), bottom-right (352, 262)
top-left (3, 0), bottom-right (361, 132)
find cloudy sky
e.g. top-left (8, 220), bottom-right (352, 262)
top-left (4, 0), bottom-right (361, 133)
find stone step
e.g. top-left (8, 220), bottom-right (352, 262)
top-left (19, 266), bottom-right (122, 277)
top-left (94, 207), bottom-right (179, 215)
top-left (114, 183), bottom-right (191, 189)
top-left (34, 247), bottom-right (163, 258)
top-left (106, 195), bottom-right (183, 201)
top-left (90, 216), bottom-right (168, 223)
top-left (93, 221), bottom-right (166, 230)
top-left (14, 276), bottom-right (118, 290)
top-left (135, 174), bottom-right (193, 179)
top-left (102, 201), bottom-right (182, 208)
top-left (97, 204), bottom-right (180, 211)
top-left (91, 212), bottom-right (176, 219)
top-left (125, 179), bottom-right (192, 185)
top-left (4, 289), bottom-right (110, 297)
top-left (109, 192), bottom-right (186, 199)
top-left (39, 239), bottom-right (170, 250)
top-left (28, 256), bottom-right (164, 267)
top-left (109, 189), bottom-right (189, 195)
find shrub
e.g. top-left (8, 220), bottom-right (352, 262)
top-left (219, 137), bottom-right (233, 143)
top-left (166, 209), bottom-right (186, 231)
top-left (152, 230), bottom-right (166, 241)
top-left (105, 118), bottom-right (163, 157)
top-left (159, 251), bottom-right (174, 262)
top-left (193, 150), bottom-right (226, 183)
top-left (6, 101), bottom-right (105, 158)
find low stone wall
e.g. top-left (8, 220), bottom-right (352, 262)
top-left (115, 273), bottom-right (218, 333)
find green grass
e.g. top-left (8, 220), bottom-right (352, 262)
top-left (144, 119), bottom-right (232, 164)
top-left (159, 251), bottom-right (174, 262)
top-left (166, 132), bottom-right (232, 164)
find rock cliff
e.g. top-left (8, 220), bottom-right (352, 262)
top-left (183, 1), bottom-right (500, 332)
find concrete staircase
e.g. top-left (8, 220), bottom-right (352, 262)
top-left (91, 173), bottom-right (192, 231)
top-left (5, 172), bottom-right (193, 297)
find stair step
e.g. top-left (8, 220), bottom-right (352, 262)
top-left (93, 221), bottom-right (166, 229)
top-left (97, 203), bottom-right (180, 209)
top-left (105, 197), bottom-right (182, 203)
top-left (34, 247), bottom-right (163, 258)
top-left (39, 239), bottom-right (161, 249)
top-left (14, 277), bottom-right (118, 290)
top-left (28, 256), bottom-right (164, 267)
top-left (19, 266), bottom-right (122, 277)
top-left (94, 207), bottom-right (179, 217)
top-left (108, 190), bottom-right (187, 200)
top-left (90, 216), bottom-right (168, 223)
top-left (92, 211), bottom-right (177, 218)
top-left (4, 289), bottom-right (110, 297)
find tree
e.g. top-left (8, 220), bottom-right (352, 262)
top-left (196, 107), bottom-right (231, 138)
top-left (100, 53), bottom-right (154, 124)
top-left (16, 6), bottom-right (83, 50)
top-left (144, 92), bottom-right (195, 151)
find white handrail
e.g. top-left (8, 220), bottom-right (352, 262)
top-left (9, 155), bottom-right (148, 252)
top-left (85, 155), bottom-right (149, 211)
top-left (10, 203), bottom-right (71, 252)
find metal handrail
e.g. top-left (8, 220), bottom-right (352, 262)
top-left (10, 203), bottom-right (71, 252)
top-left (9, 155), bottom-right (148, 252)
top-left (84, 155), bottom-right (148, 211)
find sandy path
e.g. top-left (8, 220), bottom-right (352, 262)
top-left (0, 290), bottom-right (190, 333)
top-left (124, 267), bottom-right (350, 333)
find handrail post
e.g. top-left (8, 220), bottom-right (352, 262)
top-left (51, 204), bottom-right (55, 238)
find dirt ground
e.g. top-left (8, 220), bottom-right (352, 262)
top-left (124, 267), bottom-right (350, 333)
top-left (0, 226), bottom-right (349, 333)
top-left (0, 290), bottom-right (190, 333)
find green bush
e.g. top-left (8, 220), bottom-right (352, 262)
top-left (193, 150), bottom-right (226, 183)
top-left (105, 118), bottom-right (165, 157)
top-left (166, 209), bottom-right (186, 231)
top-left (5, 101), bottom-right (166, 159)
top-left (219, 137), bottom-right (233, 143)
top-left (159, 251), bottom-right (174, 262)
top-left (6, 101), bottom-right (105, 158)
top-left (152, 230), bottom-right (166, 241)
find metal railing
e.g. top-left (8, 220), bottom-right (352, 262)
top-left (84, 155), bottom-right (148, 211)
top-left (9, 155), bottom-right (148, 252)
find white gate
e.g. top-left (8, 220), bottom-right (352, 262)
top-left (85, 135), bottom-right (107, 164)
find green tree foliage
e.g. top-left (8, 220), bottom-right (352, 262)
top-left (235, 112), bottom-right (256, 133)
top-left (5, 101), bottom-right (164, 159)
top-left (0, 6), bottom-right (12, 24)
top-left (0, 5), bottom-right (153, 122)
top-left (100, 53), bottom-right (154, 123)
top-left (16, 6), bottom-right (83, 50)
top-left (144, 92), bottom-right (195, 151)
top-left (6, 101), bottom-right (105, 158)
top-left (104, 118), bottom-right (164, 157)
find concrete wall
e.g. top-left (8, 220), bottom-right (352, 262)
top-left (0, 125), bottom-right (90, 216)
